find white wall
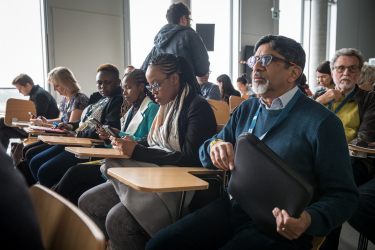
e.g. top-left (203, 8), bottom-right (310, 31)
top-left (46, 0), bottom-right (126, 103)
top-left (336, 0), bottom-right (375, 62)
top-left (238, 0), bottom-right (279, 76)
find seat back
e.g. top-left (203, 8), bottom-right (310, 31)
top-left (242, 94), bottom-right (250, 99)
top-left (4, 98), bottom-right (36, 126)
top-left (311, 236), bottom-right (325, 250)
top-left (207, 99), bottom-right (230, 125)
top-left (29, 185), bottom-right (105, 250)
top-left (229, 96), bottom-right (245, 113)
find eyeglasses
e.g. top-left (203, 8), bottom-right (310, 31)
top-left (146, 76), bottom-right (169, 92)
top-left (247, 54), bottom-right (297, 69)
top-left (334, 65), bottom-right (360, 73)
top-left (188, 17), bottom-right (193, 23)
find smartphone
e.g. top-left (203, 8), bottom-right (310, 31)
top-left (28, 112), bottom-right (37, 118)
top-left (102, 125), bottom-right (120, 138)
top-left (89, 118), bottom-right (103, 127)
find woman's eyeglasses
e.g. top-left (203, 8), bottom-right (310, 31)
top-left (146, 77), bottom-right (169, 92)
top-left (247, 54), bottom-right (297, 69)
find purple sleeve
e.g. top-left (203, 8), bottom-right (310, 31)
top-left (70, 93), bottom-right (89, 111)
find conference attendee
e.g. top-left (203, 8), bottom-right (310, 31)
top-left (146, 35), bottom-right (359, 250)
top-left (79, 53), bottom-right (216, 250)
top-left (358, 63), bottom-right (375, 91)
top-left (315, 61), bottom-right (335, 93)
top-left (197, 70), bottom-right (220, 101)
top-left (124, 65), bottom-right (135, 75)
top-left (217, 74), bottom-right (241, 104)
top-left (313, 48), bottom-right (375, 187)
top-left (0, 73), bottom-right (60, 149)
top-left (236, 73), bottom-right (254, 96)
top-left (18, 67), bottom-right (89, 186)
top-left (54, 69), bottom-right (159, 205)
top-left (312, 48), bottom-right (375, 250)
top-left (141, 2), bottom-right (209, 78)
top-left (348, 177), bottom-right (375, 244)
top-left (29, 63), bottom-right (123, 188)
top-left (0, 146), bottom-right (44, 250)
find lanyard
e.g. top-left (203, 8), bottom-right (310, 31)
top-left (82, 97), bottom-right (108, 122)
top-left (248, 90), bottom-right (301, 140)
top-left (327, 90), bottom-right (355, 114)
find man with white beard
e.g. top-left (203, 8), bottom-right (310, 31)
top-left (313, 48), bottom-right (375, 187)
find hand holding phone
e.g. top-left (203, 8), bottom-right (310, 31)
top-left (89, 118), bottom-right (103, 127)
top-left (102, 125), bottom-right (121, 138)
top-left (28, 112), bottom-right (37, 119)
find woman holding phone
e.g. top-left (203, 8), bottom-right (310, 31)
top-left (54, 69), bottom-right (159, 205)
top-left (79, 53), bottom-right (217, 250)
top-left (28, 64), bottom-right (123, 188)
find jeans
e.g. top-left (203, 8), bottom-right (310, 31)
top-left (146, 194), bottom-right (313, 250)
top-left (29, 144), bottom-right (87, 188)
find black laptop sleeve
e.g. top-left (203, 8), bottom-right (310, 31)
top-left (228, 132), bottom-right (313, 240)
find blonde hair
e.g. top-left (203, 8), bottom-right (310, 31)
top-left (48, 67), bottom-right (81, 97)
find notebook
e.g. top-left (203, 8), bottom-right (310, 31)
top-left (228, 132), bottom-right (313, 240)
top-left (29, 126), bottom-right (67, 134)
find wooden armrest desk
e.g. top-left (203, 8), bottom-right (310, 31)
top-left (24, 127), bottom-right (68, 137)
top-left (65, 147), bottom-right (130, 158)
top-left (108, 167), bottom-right (225, 220)
top-left (38, 136), bottom-right (93, 147)
top-left (12, 121), bottom-right (30, 128)
top-left (348, 145), bottom-right (375, 155)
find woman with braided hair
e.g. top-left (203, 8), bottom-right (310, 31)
top-left (79, 53), bottom-right (217, 250)
top-left (54, 69), bottom-right (159, 206)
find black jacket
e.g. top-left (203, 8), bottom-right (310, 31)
top-left (132, 95), bottom-right (217, 167)
top-left (313, 84), bottom-right (375, 144)
top-left (29, 85), bottom-right (59, 119)
top-left (141, 24), bottom-right (210, 77)
top-left (71, 86), bottom-right (123, 139)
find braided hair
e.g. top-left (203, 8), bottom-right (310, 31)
top-left (148, 53), bottom-right (201, 143)
top-left (120, 69), bottom-right (155, 117)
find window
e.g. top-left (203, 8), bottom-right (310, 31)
top-left (129, 0), bottom-right (171, 68)
top-left (0, 0), bottom-right (45, 112)
top-left (191, 0), bottom-right (231, 85)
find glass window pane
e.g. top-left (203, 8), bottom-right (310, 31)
top-left (191, 0), bottom-right (230, 85)
top-left (129, 0), bottom-right (171, 68)
top-left (0, 0), bottom-right (44, 111)
top-left (279, 0), bottom-right (302, 43)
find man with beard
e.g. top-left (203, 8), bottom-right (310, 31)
top-left (312, 48), bottom-right (375, 250)
top-left (313, 48), bottom-right (375, 187)
top-left (146, 35), bottom-right (358, 250)
top-left (197, 71), bottom-right (221, 101)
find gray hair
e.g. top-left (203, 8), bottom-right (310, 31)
top-left (330, 48), bottom-right (364, 70)
top-left (359, 63), bottom-right (375, 85)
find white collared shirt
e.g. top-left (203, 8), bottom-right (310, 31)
top-left (259, 85), bottom-right (299, 110)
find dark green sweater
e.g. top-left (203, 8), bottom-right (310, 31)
top-left (200, 91), bottom-right (359, 236)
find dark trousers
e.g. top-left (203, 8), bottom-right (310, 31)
top-left (23, 140), bottom-right (53, 163)
top-left (0, 118), bottom-right (28, 149)
top-left (146, 194), bottom-right (312, 250)
top-left (348, 179), bottom-right (375, 244)
top-left (321, 160), bottom-right (373, 250)
top-left (29, 145), bottom-right (87, 188)
top-left (54, 164), bottom-right (105, 206)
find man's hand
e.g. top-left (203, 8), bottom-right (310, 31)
top-left (315, 89), bottom-right (342, 105)
top-left (273, 208), bottom-right (311, 240)
top-left (210, 141), bottom-right (234, 171)
top-left (111, 135), bottom-right (137, 157)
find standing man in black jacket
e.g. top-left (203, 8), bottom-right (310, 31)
top-left (141, 2), bottom-right (210, 79)
top-left (0, 74), bottom-right (59, 149)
